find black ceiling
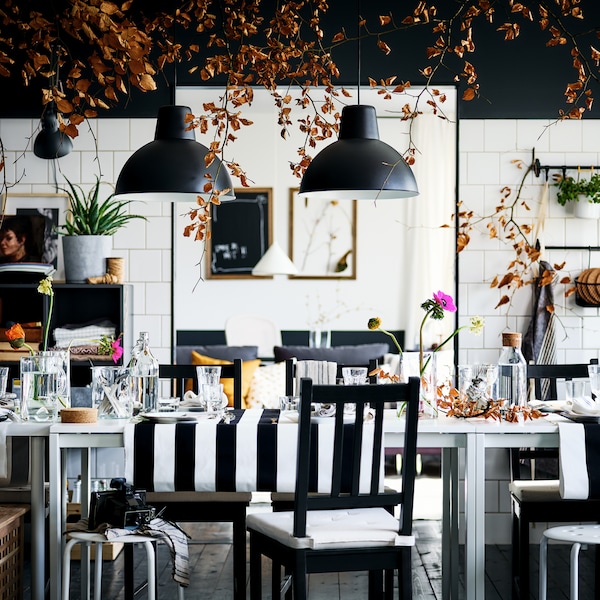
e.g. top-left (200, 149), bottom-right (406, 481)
top-left (1, 0), bottom-right (599, 120)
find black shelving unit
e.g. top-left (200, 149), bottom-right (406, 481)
top-left (0, 283), bottom-right (133, 386)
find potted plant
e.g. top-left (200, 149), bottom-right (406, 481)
top-left (58, 176), bottom-right (145, 283)
top-left (556, 173), bottom-right (600, 218)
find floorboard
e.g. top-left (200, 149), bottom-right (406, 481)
top-left (21, 472), bottom-right (599, 599)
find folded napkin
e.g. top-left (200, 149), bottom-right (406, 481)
top-left (179, 390), bottom-right (228, 408)
top-left (180, 390), bottom-right (202, 407)
top-left (570, 396), bottom-right (600, 416)
top-left (295, 360), bottom-right (337, 389)
top-left (559, 421), bottom-right (600, 499)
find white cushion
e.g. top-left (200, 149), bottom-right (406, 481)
top-left (509, 479), bottom-right (561, 501)
top-left (247, 507), bottom-right (415, 550)
top-left (246, 362), bottom-right (286, 409)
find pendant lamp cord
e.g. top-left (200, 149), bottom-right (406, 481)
top-left (357, 0), bottom-right (361, 105)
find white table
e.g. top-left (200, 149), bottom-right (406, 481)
top-left (46, 412), bottom-right (564, 600)
top-left (2, 422), bottom-right (50, 600)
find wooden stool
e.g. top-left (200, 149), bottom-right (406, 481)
top-left (62, 531), bottom-right (184, 600)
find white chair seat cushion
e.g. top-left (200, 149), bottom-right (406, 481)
top-left (246, 507), bottom-right (415, 550)
top-left (509, 479), bottom-right (561, 502)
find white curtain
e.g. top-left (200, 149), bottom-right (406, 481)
top-left (397, 112), bottom-right (456, 350)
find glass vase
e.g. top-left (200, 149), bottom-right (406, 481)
top-left (39, 350), bottom-right (70, 408)
top-left (20, 354), bottom-right (67, 422)
top-left (399, 351), bottom-right (438, 418)
top-left (309, 329), bottom-right (331, 348)
top-left (91, 366), bottom-right (134, 419)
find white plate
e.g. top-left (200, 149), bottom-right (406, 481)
top-left (142, 412), bottom-right (198, 424)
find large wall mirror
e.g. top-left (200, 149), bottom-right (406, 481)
top-left (173, 86), bottom-right (457, 354)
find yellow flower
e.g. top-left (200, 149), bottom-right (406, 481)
top-left (37, 276), bottom-right (54, 350)
top-left (367, 317), bottom-right (403, 354)
top-left (469, 316), bottom-right (485, 335)
top-left (367, 317), bottom-right (381, 331)
top-left (37, 276), bottom-right (54, 296)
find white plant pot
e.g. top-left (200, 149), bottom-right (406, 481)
top-left (62, 235), bottom-right (111, 283)
top-left (572, 195), bottom-right (600, 219)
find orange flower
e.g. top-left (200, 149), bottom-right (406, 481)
top-left (5, 323), bottom-right (35, 354)
top-left (5, 323), bottom-right (25, 348)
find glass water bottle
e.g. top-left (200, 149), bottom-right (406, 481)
top-left (497, 332), bottom-right (527, 408)
top-left (129, 332), bottom-right (159, 413)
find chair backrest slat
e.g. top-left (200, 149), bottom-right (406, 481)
top-left (526, 359), bottom-right (598, 401)
top-left (292, 377), bottom-right (420, 539)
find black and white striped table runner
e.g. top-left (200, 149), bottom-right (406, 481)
top-left (559, 421), bottom-right (600, 499)
top-left (124, 409), bottom-right (379, 494)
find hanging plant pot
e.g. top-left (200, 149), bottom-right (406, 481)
top-left (62, 235), bottom-right (111, 283)
top-left (572, 194), bottom-right (600, 219)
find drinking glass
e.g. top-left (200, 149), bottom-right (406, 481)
top-left (588, 364), bottom-right (600, 402)
top-left (341, 367), bottom-right (368, 385)
top-left (279, 395), bottom-right (300, 413)
top-left (565, 378), bottom-right (587, 404)
top-left (157, 397), bottom-right (180, 412)
top-left (20, 354), bottom-right (67, 422)
top-left (0, 366), bottom-right (8, 399)
top-left (203, 383), bottom-right (225, 418)
top-left (196, 365), bottom-right (222, 387)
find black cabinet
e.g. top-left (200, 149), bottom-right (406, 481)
top-left (0, 283), bottom-right (132, 386)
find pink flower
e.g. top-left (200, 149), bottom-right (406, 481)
top-left (433, 290), bottom-right (457, 312)
top-left (111, 338), bottom-right (124, 363)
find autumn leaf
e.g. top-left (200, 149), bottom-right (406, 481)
top-left (495, 295), bottom-right (510, 309)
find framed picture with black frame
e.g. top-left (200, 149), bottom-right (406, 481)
top-left (206, 188), bottom-right (272, 279)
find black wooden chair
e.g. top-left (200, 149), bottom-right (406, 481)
top-left (133, 360), bottom-right (249, 600)
top-left (247, 376), bottom-right (420, 600)
top-left (510, 360), bottom-right (600, 600)
top-left (272, 358), bottom-right (380, 512)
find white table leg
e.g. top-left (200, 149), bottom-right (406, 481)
top-left (465, 433), bottom-right (486, 600)
top-left (30, 437), bottom-right (45, 600)
top-left (80, 448), bottom-right (92, 600)
top-left (49, 432), bottom-right (64, 600)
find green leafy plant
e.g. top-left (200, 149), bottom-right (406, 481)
top-left (58, 176), bottom-right (145, 236)
top-left (556, 173), bottom-right (600, 206)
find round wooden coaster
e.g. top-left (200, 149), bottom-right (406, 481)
top-left (61, 407), bottom-right (98, 423)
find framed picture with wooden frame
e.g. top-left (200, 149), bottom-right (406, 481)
top-left (206, 188), bottom-right (273, 279)
top-left (1, 192), bottom-right (70, 280)
top-left (289, 188), bottom-right (357, 279)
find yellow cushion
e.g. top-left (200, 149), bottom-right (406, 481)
top-left (191, 351), bottom-right (261, 408)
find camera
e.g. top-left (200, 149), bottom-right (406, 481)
top-left (89, 477), bottom-right (156, 530)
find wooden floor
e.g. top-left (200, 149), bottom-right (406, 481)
top-left (27, 514), bottom-right (598, 600)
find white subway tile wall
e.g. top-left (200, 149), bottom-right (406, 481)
top-left (459, 118), bottom-right (600, 542)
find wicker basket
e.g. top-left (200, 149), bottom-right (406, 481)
top-left (575, 268), bottom-right (600, 306)
top-left (0, 505), bottom-right (29, 600)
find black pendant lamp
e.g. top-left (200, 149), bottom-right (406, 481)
top-left (33, 101), bottom-right (73, 159)
top-left (114, 105), bottom-right (235, 202)
top-left (298, 104), bottom-right (419, 200)
top-left (298, 0), bottom-right (418, 201)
